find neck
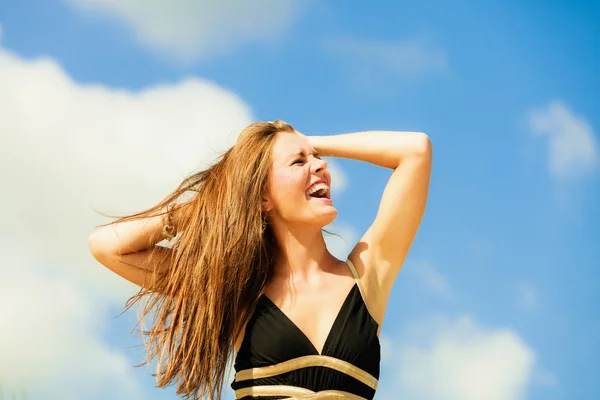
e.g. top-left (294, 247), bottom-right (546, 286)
top-left (271, 221), bottom-right (335, 281)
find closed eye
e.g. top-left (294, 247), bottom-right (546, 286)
top-left (293, 159), bottom-right (305, 165)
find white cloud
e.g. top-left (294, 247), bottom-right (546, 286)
top-left (324, 37), bottom-right (447, 78)
top-left (66, 0), bottom-right (304, 62)
top-left (0, 46), bottom-right (254, 396)
top-left (529, 100), bottom-right (598, 180)
top-left (324, 221), bottom-right (359, 260)
top-left (0, 244), bottom-right (143, 399)
top-left (378, 315), bottom-right (536, 400)
top-left (516, 282), bottom-right (540, 311)
top-left (0, 45), bottom-right (253, 300)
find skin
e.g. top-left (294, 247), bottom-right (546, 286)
top-left (88, 126), bottom-right (432, 357)
top-left (241, 129), bottom-right (432, 355)
top-left (263, 131), bottom-right (339, 279)
top-left (258, 132), bottom-right (350, 355)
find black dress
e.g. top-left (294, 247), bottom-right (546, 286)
top-left (231, 259), bottom-right (381, 399)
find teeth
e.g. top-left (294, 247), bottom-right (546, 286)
top-left (306, 182), bottom-right (329, 196)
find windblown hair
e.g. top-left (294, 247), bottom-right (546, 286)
top-left (101, 120), bottom-right (295, 399)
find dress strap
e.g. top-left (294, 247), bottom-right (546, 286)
top-left (345, 258), bottom-right (372, 316)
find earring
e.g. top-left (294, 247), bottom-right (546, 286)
top-left (262, 217), bottom-right (268, 232)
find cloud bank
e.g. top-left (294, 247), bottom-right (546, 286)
top-left (66, 0), bottom-right (304, 62)
top-left (378, 315), bottom-right (536, 400)
top-left (0, 45), bottom-right (253, 397)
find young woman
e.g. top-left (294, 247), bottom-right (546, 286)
top-left (88, 120), bottom-right (432, 400)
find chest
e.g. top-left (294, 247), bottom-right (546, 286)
top-left (270, 287), bottom-right (354, 353)
top-left (235, 283), bottom-right (381, 376)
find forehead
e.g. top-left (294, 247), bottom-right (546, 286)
top-left (271, 132), bottom-right (313, 163)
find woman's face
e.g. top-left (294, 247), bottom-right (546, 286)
top-left (264, 131), bottom-right (338, 228)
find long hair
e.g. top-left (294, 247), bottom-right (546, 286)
top-left (98, 120), bottom-right (295, 399)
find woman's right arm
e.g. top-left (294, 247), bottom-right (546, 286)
top-left (87, 205), bottom-right (183, 289)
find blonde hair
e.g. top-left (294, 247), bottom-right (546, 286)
top-left (101, 120), bottom-right (295, 399)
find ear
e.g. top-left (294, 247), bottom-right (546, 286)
top-left (262, 195), bottom-right (273, 213)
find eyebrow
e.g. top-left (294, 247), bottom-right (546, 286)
top-left (289, 150), bottom-right (320, 160)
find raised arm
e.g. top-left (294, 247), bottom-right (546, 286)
top-left (88, 204), bottom-right (184, 289)
top-left (311, 131), bottom-right (432, 322)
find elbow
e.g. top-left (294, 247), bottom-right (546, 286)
top-left (416, 135), bottom-right (432, 171)
top-left (414, 132), bottom-right (432, 157)
top-left (389, 132), bottom-right (431, 169)
top-left (88, 232), bottom-right (105, 261)
top-left (398, 131), bottom-right (432, 160)
top-left (88, 230), bottom-right (115, 261)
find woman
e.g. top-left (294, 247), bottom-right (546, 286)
top-left (88, 120), bottom-right (432, 400)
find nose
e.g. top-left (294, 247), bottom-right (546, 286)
top-left (310, 156), bottom-right (327, 174)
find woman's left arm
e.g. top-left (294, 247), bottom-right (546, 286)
top-left (311, 131), bottom-right (432, 296)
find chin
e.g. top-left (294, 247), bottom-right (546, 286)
top-left (316, 208), bottom-right (338, 228)
top-left (280, 204), bottom-right (339, 228)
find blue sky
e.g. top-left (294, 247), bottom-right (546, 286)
top-left (0, 1), bottom-right (598, 399)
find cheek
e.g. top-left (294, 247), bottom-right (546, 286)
top-left (270, 171), bottom-right (306, 206)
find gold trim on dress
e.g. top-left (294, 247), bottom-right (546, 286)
top-left (235, 385), bottom-right (313, 398)
top-left (345, 259), bottom-right (372, 316)
top-left (235, 385), bottom-right (368, 400)
top-left (235, 355), bottom-right (378, 390)
top-left (290, 390), bottom-right (369, 400)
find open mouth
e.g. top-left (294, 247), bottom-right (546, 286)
top-left (306, 182), bottom-right (330, 199)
